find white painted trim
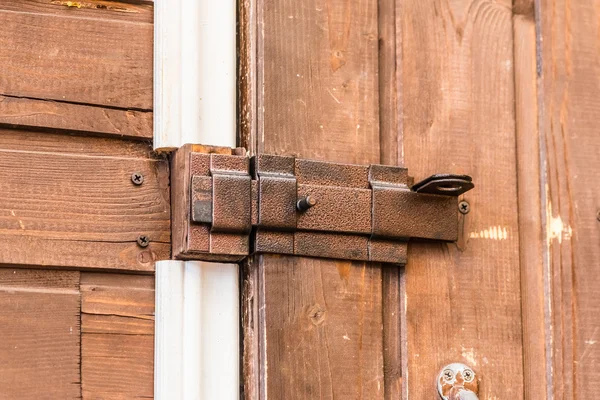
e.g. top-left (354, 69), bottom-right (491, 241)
top-left (154, 0), bottom-right (240, 398)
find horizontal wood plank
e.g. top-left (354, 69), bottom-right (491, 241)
top-left (0, 95), bottom-right (153, 139)
top-left (0, 0), bottom-right (153, 23)
top-left (0, 268), bottom-right (81, 399)
top-left (0, 8), bottom-right (152, 110)
top-left (0, 131), bottom-right (169, 272)
top-left (81, 272), bottom-right (154, 399)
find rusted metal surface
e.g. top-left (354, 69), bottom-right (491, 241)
top-left (172, 145), bottom-right (474, 264)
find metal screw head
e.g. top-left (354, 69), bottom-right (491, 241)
top-left (131, 172), bottom-right (144, 185)
top-left (462, 369), bottom-right (474, 382)
top-left (443, 369), bottom-right (454, 382)
top-left (458, 200), bottom-right (470, 214)
top-left (137, 235), bottom-right (150, 248)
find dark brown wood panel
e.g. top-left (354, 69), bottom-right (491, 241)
top-left (242, 0), bottom-right (400, 398)
top-left (0, 130), bottom-right (169, 272)
top-left (400, 0), bottom-right (524, 398)
top-left (81, 272), bottom-right (154, 399)
top-left (537, 0), bottom-right (600, 396)
top-left (0, 6), bottom-right (152, 110)
top-left (0, 268), bottom-right (81, 399)
top-left (0, 95), bottom-right (153, 139)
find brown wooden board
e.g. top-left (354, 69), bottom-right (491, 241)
top-left (0, 5), bottom-right (152, 111)
top-left (0, 94), bottom-right (153, 139)
top-left (0, 129), bottom-right (170, 272)
top-left (514, 2), bottom-right (548, 398)
top-left (0, 268), bottom-right (81, 399)
top-left (80, 272), bottom-right (154, 399)
top-left (537, 0), bottom-right (600, 396)
top-left (241, 0), bottom-right (400, 398)
top-left (399, 0), bottom-right (524, 398)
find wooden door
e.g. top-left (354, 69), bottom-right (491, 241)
top-left (239, 0), bottom-right (599, 399)
top-left (0, 2), bottom-right (161, 398)
top-left (1, 0), bottom-right (599, 399)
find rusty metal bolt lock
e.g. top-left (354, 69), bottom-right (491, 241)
top-left (131, 172), bottom-right (144, 186)
top-left (297, 195), bottom-right (317, 212)
top-left (458, 200), bottom-right (470, 214)
top-left (437, 363), bottom-right (479, 400)
top-left (137, 235), bottom-right (150, 248)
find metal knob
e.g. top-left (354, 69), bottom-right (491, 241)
top-left (437, 363), bottom-right (479, 400)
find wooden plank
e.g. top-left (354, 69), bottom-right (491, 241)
top-left (400, 1), bottom-right (523, 398)
top-left (0, 130), bottom-right (170, 272)
top-left (243, 0), bottom-right (393, 397)
top-left (0, 268), bottom-right (80, 399)
top-left (0, 0), bottom-right (153, 23)
top-left (513, 2), bottom-right (548, 398)
top-left (81, 272), bottom-right (154, 399)
top-left (0, 95), bottom-right (152, 139)
top-left (0, 7), bottom-right (152, 110)
top-left (537, 0), bottom-right (600, 397)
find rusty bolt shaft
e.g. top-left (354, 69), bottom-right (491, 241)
top-left (297, 195), bottom-right (317, 212)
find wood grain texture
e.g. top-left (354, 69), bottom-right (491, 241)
top-left (0, 268), bottom-right (81, 399)
top-left (0, 95), bottom-right (153, 139)
top-left (537, 0), bottom-right (600, 397)
top-left (0, 6), bottom-right (152, 110)
top-left (0, 0), bottom-right (153, 23)
top-left (81, 272), bottom-right (154, 399)
top-left (513, 3), bottom-right (548, 398)
top-left (0, 130), bottom-right (169, 271)
top-left (243, 0), bottom-right (396, 397)
top-left (400, 0), bottom-right (524, 398)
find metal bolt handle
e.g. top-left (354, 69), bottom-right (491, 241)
top-left (437, 363), bottom-right (479, 400)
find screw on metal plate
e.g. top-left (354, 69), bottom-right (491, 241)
top-left (297, 195), bottom-right (317, 212)
top-left (437, 363), bottom-right (479, 400)
top-left (458, 200), bottom-right (470, 214)
top-left (137, 235), bottom-right (150, 248)
top-left (412, 174), bottom-right (474, 196)
top-left (131, 172), bottom-right (144, 185)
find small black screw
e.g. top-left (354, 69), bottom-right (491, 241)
top-left (297, 195), bottom-right (317, 212)
top-left (458, 200), bottom-right (470, 214)
top-left (137, 235), bottom-right (150, 248)
top-left (131, 172), bottom-right (144, 185)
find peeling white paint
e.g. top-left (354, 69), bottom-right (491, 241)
top-left (469, 226), bottom-right (509, 240)
top-left (545, 184), bottom-right (572, 244)
top-left (461, 346), bottom-right (477, 366)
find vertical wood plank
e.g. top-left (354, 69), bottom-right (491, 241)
top-left (537, 0), bottom-right (600, 397)
top-left (400, 0), bottom-right (524, 398)
top-left (513, 1), bottom-right (549, 398)
top-left (80, 273), bottom-right (155, 399)
top-left (0, 268), bottom-right (81, 399)
top-left (243, 0), bottom-right (396, 398)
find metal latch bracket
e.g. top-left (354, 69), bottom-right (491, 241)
top-left (171, 144), bottom-right (473, 265)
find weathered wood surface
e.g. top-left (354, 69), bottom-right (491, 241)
top-left (0, 94), bottom-right (153, 139)
top-left (242, 0), bottom-right (400, 398)
top-left (0, 268), bottom-right (81, 399)
top-left (0, 129), bottom-right (170, 271)
top-left (514, 2), bottom-right (548, 398)
top-left (81, 272), bottom-right (155, 399)
top-left (400, 1), bottom-right (524, 398)
top-left (536, 0), bottom-right (600, 397)
top-left (0, 5), bottom-right (152, 111)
